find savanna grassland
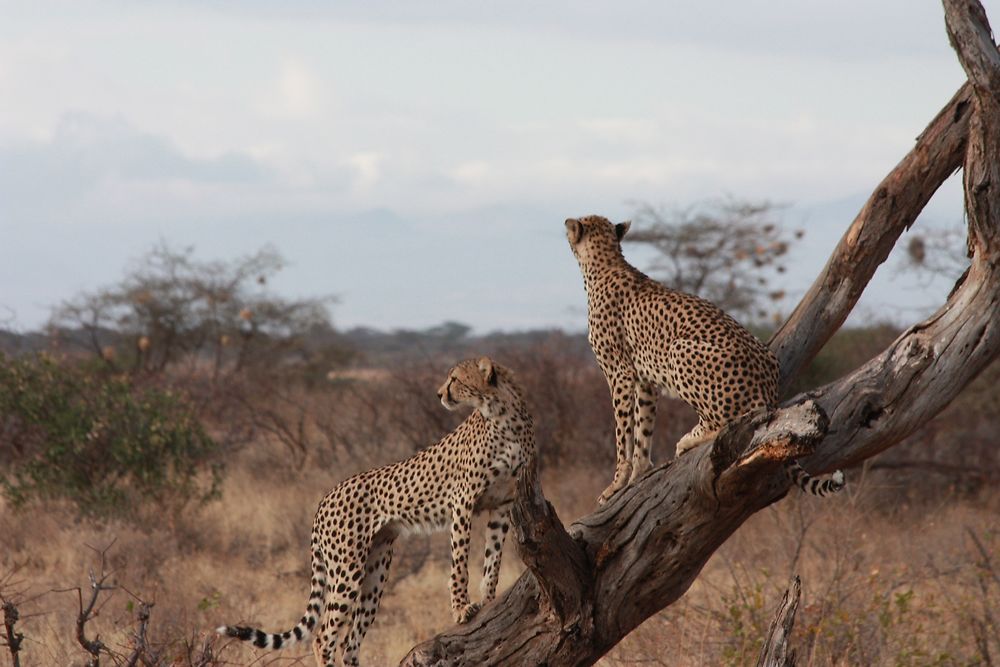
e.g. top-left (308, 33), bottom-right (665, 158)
top-left (2, 321), bottom-right (999, 667)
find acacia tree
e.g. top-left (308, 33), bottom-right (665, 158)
top-left (401, 2), bottom-right (1000, 664)
top-left (626, 199), bottom-right (798, 323)
top-left (49, 242), bottom-right (338, 380)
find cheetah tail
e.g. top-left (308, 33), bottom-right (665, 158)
top-left (784, 461), bottom-right (845, 497)
top-left (216, 570), bottom-right (326, 650)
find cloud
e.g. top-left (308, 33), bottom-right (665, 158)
top-left (0, 1), bottom-right (970, 334)
top-left (0, 112), bottom-right (270, 220)
top-left (577, 118), bottom-right (661, 145)
top-left (448, 160), bottom-right (492, 187)
top-left (258, 58), bottom-right (327, 120)
top-left (347, 152), bottom-right (382, 192)
top-left (168, 0), bottom-right (949, 61)
top-left (5, 112), bottom-right (265, 185)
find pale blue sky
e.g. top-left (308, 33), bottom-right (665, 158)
top-left (0, 1), bottom-right (987, 332)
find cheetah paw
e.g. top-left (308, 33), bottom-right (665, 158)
top-left (455, 602), bottom-right (481, 624)
top-left (597, 481), bottom-right (625, 505)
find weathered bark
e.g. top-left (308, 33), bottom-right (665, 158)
top-left (403, 404), bottom-right (829, 666)
top-left (769, 82), bottom-right (973, 389)
top-left (401, 2), bottom-right (1000, 665)
top-left (755, 576), bottom-right (801, 667)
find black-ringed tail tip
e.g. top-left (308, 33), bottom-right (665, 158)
top-left (786, 462), bottom-right (846, 497)
top-left (216, 624), bottom-right (308, 649)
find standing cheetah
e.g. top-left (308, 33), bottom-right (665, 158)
top-left (218, 357), bottom-right (535, 667)
top-left (565, 215), bottom-right (844, 504)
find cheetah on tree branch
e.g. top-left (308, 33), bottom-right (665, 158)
top-left (565, 215), bottom-right (844, 504)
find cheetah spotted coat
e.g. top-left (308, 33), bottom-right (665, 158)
top-left (565, 215), bottom-right (843, 503)
top-left (219, 357), bottom-right (534, 667)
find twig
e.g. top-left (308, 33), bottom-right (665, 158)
top-left (2, 599), bottom-right (23, 667)
top-left (53, 540), bottom-right (118, 667)
top-left (75, 568), bottom-right (114, 666)
top-left (966, 527), bottom-right (1000, 650)
top-left (123, 598), bottom-right (156, 667)
top-left (967, 527), bottom-right (1000, 590)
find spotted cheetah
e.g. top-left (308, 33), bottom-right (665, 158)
top-left (218, 357), bottom-right (534, 667)
top-left (565, 215), bottom-right (844, 504)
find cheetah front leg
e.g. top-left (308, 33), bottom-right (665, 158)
top-left (480, 506), bottom-right (511, 605)
top-left (449, 493), bottom-right (479, 624)
top-left (675, 420), bottom-right (718, 457)
top-left (629, 381), bottom-right (657, 482)
top-left (598, 372), bottom-right (637, 504)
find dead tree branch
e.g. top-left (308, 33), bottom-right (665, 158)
top-left (401, 2), bottom-right (1000, 665)
top-left (53, 542), bottom-right (118, 667)
top-left (123, 598), bottom-right (157, 667)
top-left (769, 83), bottom-right (973, 388)
top-left (755, 576), bottom-right (801, 667)
top-left (2, 599), bottom-right (23, 667)
top-left (76, 566), bottom-right (114, 666)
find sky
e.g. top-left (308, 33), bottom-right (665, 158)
top-left (0, 1), bottom-right (990, 334)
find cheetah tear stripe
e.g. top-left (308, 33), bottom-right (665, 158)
top-left (785, 461), bottom-right (845, 497)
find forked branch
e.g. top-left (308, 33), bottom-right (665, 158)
top-left (402, 2), bottom-right (1000, 664)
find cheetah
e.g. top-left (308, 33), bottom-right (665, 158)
top-left (218, 357), bottom-right (535, 667)
top-left (565, 215), bottom-right (844, 504)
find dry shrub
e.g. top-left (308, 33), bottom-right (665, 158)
top-left (4, 328), bottom-right (1000, 665)
top-left (0, 352), bottom-right (220, 520)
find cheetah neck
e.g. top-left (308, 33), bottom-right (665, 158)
top-left (478, 395), bottom-right (534, 446)
top-left (579, 251), bottom-right (642, 292)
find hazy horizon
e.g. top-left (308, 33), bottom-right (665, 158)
top-left (1, 1), bottom-right (983, 334)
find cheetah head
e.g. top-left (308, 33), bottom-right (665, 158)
top-left (565, 215), bottom-right (631, 266)
top-left (437, 357), bottom-right (518, 418)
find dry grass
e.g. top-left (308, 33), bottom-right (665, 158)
top-left (2, 341), bottom-right (998, 665)
top-left (0, 447), bottom-right (597, 666)
top-left (605, 482), bottom-right (1000, 667)
top-left (3, 446), bottom-right (998, 666)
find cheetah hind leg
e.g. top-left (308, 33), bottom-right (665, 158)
top-left (340, 538), bottom-right (394, 667)
top-left (675, 421), bottom-right (719, 458)
top-left (629, 381), bottom-right (658, 483)
top-left (312, 544), bottom-right (370, 667)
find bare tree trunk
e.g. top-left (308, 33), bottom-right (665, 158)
top-left (755, 577), bottom-right (801, 667)
top-left (401, 2), bottom-right (1000, 665)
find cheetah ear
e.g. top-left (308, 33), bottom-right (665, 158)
top-left (615, 220), bottom-right (631, 241)
top-left (565, 218), bottom-right (584, 244)
top-left (478, 357), bottom-right (497, 386)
